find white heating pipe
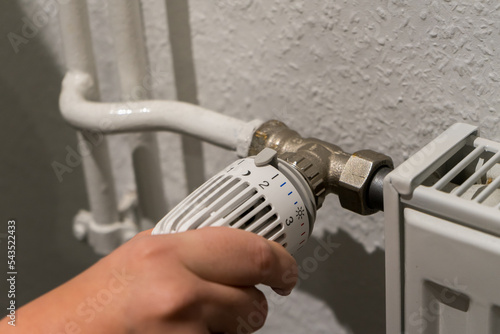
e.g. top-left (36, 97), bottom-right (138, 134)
top-left (60, 71), bottom-right (263, 156)
top-left (107, 0), bottom-right (167, 225)
top-left (165, 0), bottom-right (207, 192)
top-left (59, 0), bottom-right (120, 226)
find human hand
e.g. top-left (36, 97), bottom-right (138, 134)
top-left (5, 227), bottom-right (298, 334)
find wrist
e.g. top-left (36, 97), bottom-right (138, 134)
top-left (2, 260), bottom-right (133, 334)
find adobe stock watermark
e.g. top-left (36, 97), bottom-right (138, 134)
top-left (236, 234), bottom-right (340, 334)
top-left (49, 268), bottom-right (134, 334)
top-left (390, 130), bottom-right (449, 181)
top-left (6, 0), bottom-right (105, 54)
top-left (270, 102), bottom-right (293, 123)
top-left (407, 278), bottom-right (468, 334)
top-left (51, 130), bottom-right (104, 183)
top-left (215, 0), bottom-right (255, 11)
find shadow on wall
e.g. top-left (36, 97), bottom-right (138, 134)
top-left (295, 230), bottom-right (386, 334)
top-left (0, 1), bottom-right (100, 315)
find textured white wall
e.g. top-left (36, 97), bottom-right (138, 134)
top-left (187, 2), bottom-right (500, 331)
top-left (6, 0), bottom-right (500, 333)
top-left (189, 0), bottom-right (500, 251)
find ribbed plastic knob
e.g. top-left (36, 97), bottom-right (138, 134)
top-left (152, 148), bottom-right (316, 254)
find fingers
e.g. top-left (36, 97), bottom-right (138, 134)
top-left (133, 228), bottom-right (154, 239)
top-left (177, 227), bottom-right (298, 294)
top-left (154, 227), bottom-right (298, 294)
top-left (201, 282), bottom-right (268, 334)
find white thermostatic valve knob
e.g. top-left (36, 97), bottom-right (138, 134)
top-left (152, 148), bottom-right (316, 254)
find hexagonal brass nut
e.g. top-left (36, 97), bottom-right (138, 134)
top-left (338, 150), bottom-right (393, 215)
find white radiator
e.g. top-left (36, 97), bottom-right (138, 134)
top-left (385, 123), bottom-right (500, 334)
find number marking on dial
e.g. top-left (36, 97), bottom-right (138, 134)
top-left (259, 181), bottom-right (270, 189)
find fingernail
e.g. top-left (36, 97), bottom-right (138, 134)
top-left (272, 288), bottom-right (292, 296)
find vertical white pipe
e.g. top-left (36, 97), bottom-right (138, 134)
top-left (165, 0), bottom-right (206, 192)
top-left (59, 0), bottom-right (119, 225)
top-left (106, 0), bottom-right (167, 225)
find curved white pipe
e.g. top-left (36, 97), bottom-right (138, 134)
top-left (60, 71), bottom-right (263, 156)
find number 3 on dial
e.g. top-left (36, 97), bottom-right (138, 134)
top-left (285, 216), bottom-right (293, 226)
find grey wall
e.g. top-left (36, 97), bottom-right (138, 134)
top-left (2, 0), bottom-right (500, 333)
top-left (0, 0), bottom-right (101, 318)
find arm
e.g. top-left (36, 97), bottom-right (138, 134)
top-left (0, 227), bottom-right (298, 333)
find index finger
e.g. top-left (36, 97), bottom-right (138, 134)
top-left (157, 227), bottom-right (298, 294)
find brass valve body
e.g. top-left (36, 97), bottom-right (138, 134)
top-left (249, 120), bottom-right (393, 215)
